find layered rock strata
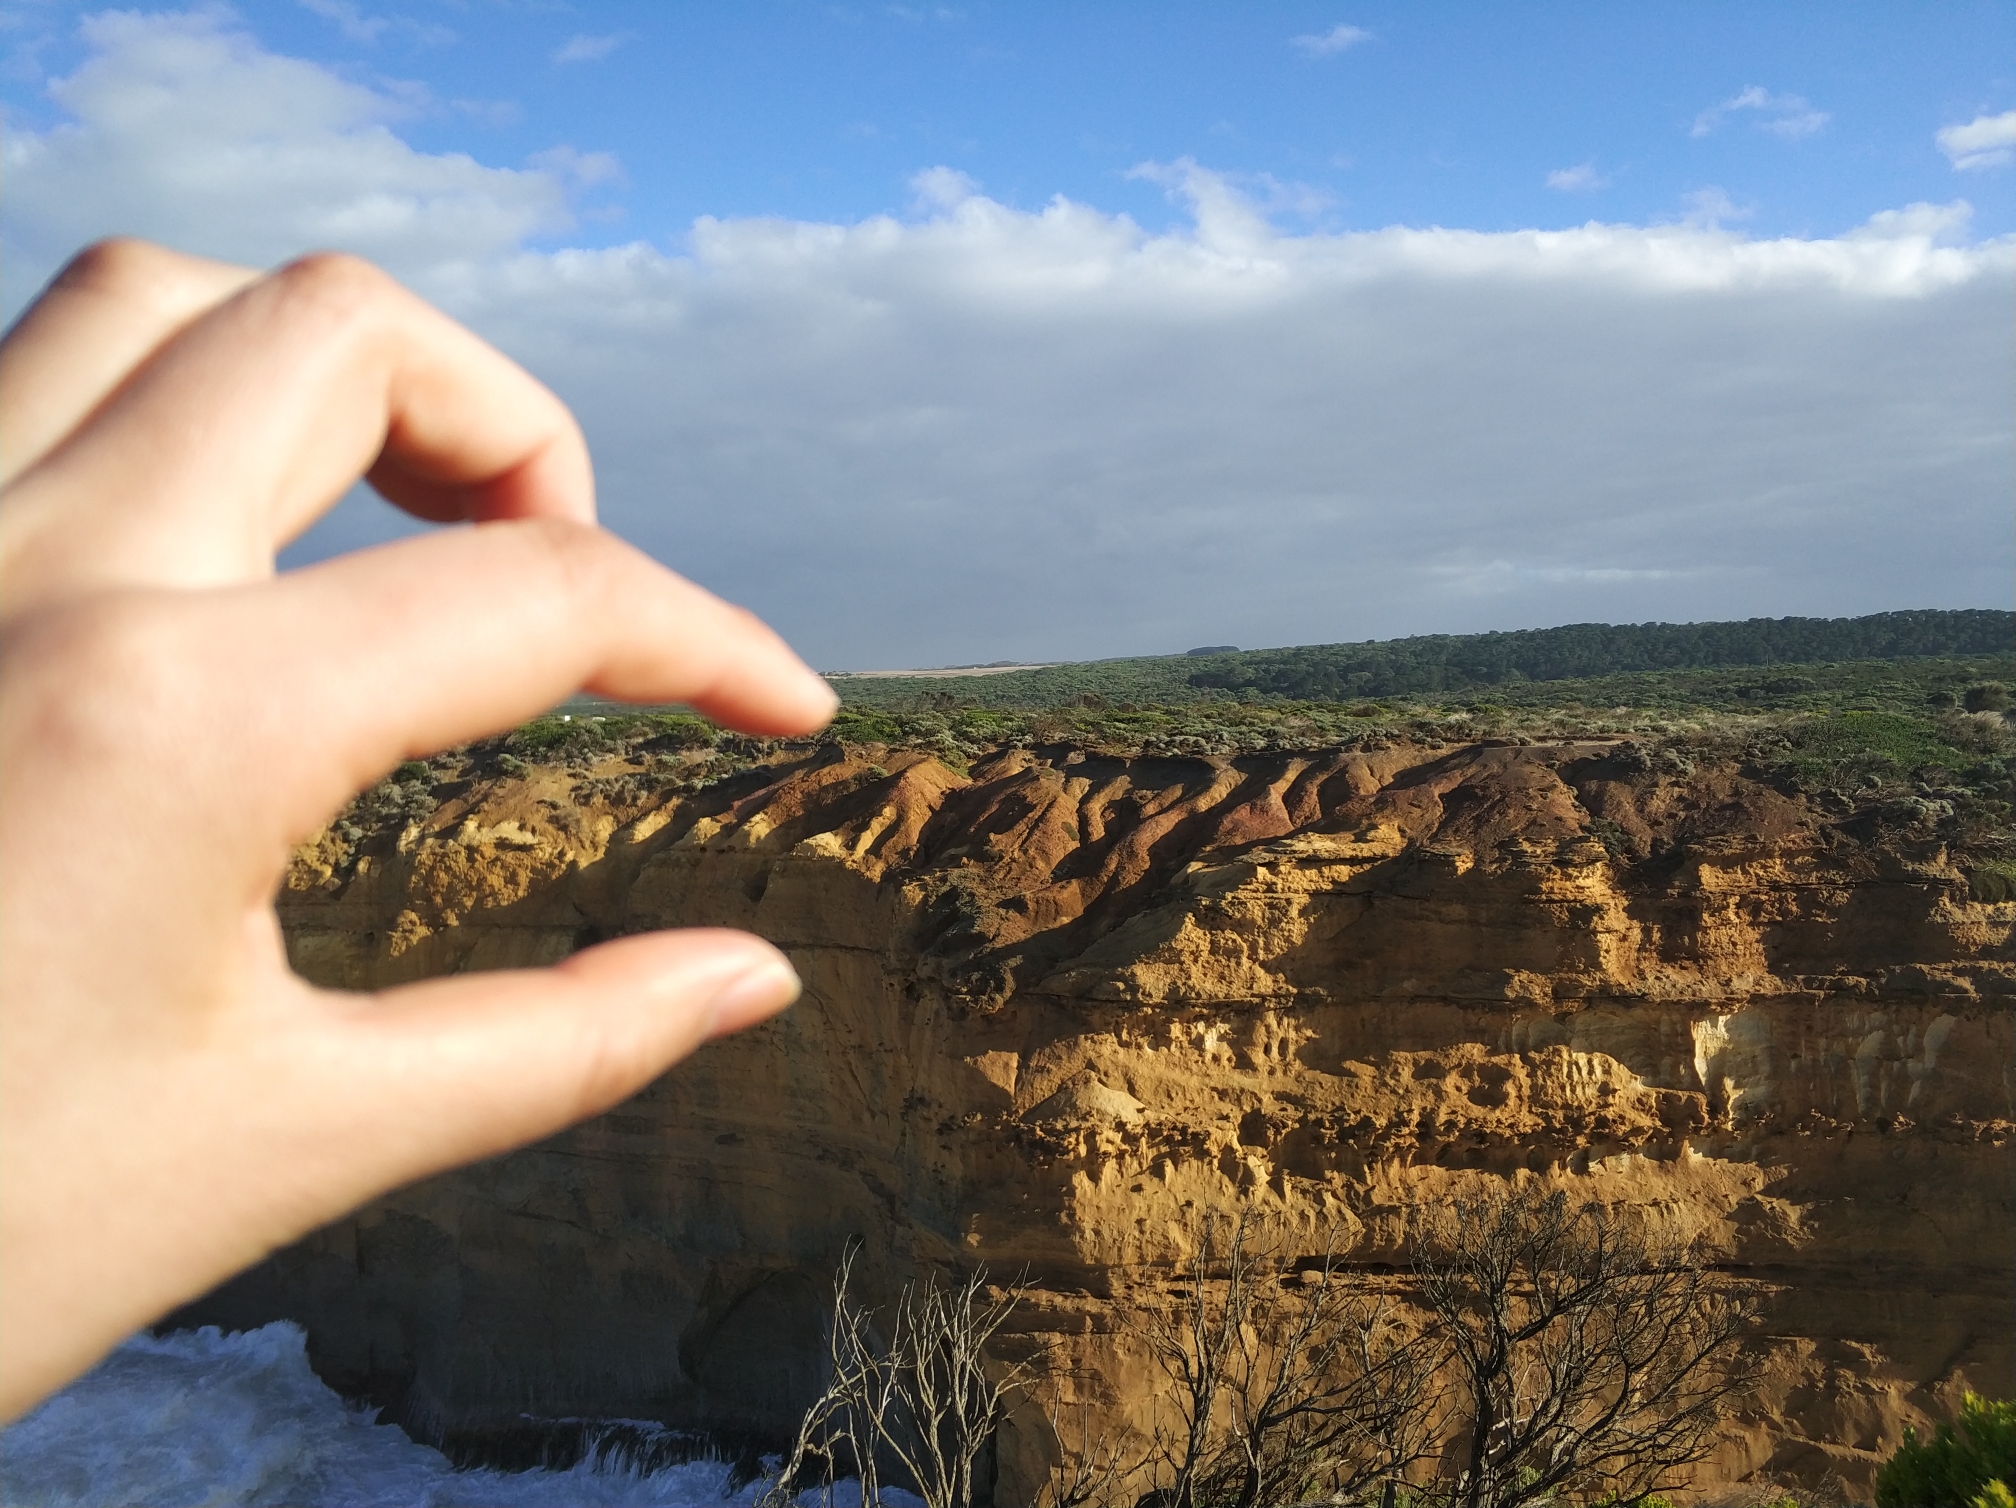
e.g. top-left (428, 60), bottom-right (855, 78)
top-left (181, 738), bottom-right (2015, 1501)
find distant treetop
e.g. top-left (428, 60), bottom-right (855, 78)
top-left (1186, 610), bottom-right (2016, 701)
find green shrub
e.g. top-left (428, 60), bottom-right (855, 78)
top-left (1964, 682), bottom-right (2011, 712)
top-left (1875, 1393), bottom-right (2016, 1508)
top-left (1767, 711), bottom-right (2010, 794)
top-left (509, 715), bottom-right (607, 756)
top-left (828, 708), bottom-right (911, 745)
top-left (1965, 863), bottom-right (2016, 905)
top-left (641, 712), bottom-right (719, 750)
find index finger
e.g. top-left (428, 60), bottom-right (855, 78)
top-left (0, 253), bottom-right (592, 617)
top-left (232, 520), bottom-right (836, 834)
top-left (0, 240), bottom-right (259, 490)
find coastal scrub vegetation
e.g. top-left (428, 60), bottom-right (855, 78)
top-left (408, 684), bottom-right (2011, 871)
top-left (1176, 612), bottom-right (2011, 704)
top-left (343, 613), bottom-right (2013, 891)
top-left (765, 1186), bottom-right (1761, 1508)
top-left (1874, 1394), bottom-right (2016, 1508)
top-left (505, 656), bottom-right (2016, 789)
top-left (824, 611), bottom-right (2012, 712)
top-left (835, 651), bottom-right (2016, 724)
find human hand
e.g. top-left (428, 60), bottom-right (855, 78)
top-left (0, 240), bottom-right (837, 1421)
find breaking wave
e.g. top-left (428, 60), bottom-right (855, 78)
top-left (0, 1323), bottom-right (909, 1508)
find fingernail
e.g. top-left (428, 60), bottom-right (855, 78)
top-left (706, 953), bottom-right (802, 1037)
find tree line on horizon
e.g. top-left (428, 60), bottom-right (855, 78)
top-left (1183, 611), bottom-right (2015, 703)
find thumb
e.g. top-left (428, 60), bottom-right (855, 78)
top-left (303, 930), bottom-right (800, 1196)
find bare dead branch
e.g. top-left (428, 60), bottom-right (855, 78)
top-left (765, 1246), bottom-right (1028, 1508)
top-left (1033, 1392), bottom-right (1136, 1508)
top-left (1131, 1208), bottom-right (1447, 1508)
top-left (1412, 1183), bottom-right (1758, 1508)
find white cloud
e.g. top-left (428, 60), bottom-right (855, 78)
top-left (1765, 109), bottom-right (1829, 140)
top-left (445, 185), bottom-right (2010, 666)
top-left (451, 97), bottom-right (523, 129)
top-left (910, 165), bottom-right (981, 213)
top-left (530, 145), bottom-right (625, 190)
top-left (298, 0), bottom-right (385, 45)
top-left (297, 0), bottom-right (454, 48)
top-left (1132, 157), bottom-right (1331, 230)
top-left (1848, 200), bottom-right (1976, 245)
top-left (1545, 163), bottom-right (1609, 193)
top-left (1675, 186), bottom-right (1751, 230)
top-left (6, 12), bottom-right (2010, 669)
top-left (0, 9), bottom-right (573, 295)
top-left (1691, 86), bottom-right (1829, 140)
top-left (1431, 561), bottom-right (1706, 594)
top-left (1290, 24), bottom-right (1371, 57)
top-left (1937, 109), bottom-right (2016, 171)
top-left (553, 32), bottom-right (629, 65)
top-left (1691, 85), bottom-right (1767, 134)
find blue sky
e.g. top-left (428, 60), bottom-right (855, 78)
top-left (11, 1), bottom-right (2009, 243)
top-left (1, 4), bottom-right (2011, 667)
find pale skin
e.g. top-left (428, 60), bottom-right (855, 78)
top-left (0, 240), bottom-right (839, 1422)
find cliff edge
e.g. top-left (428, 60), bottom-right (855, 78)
top-left (181, 735), bottom-right (2015, 1501)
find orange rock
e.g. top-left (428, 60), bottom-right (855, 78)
top-left (179, 738), bottom-right (2015, 1501)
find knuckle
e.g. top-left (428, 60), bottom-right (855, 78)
top-left (267, 251), bottom-right (400, 324)
top-left (52, 237), bottom-right (178, 299)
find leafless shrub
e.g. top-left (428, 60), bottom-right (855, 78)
top-left (1132, 1209), bottom-right (1445, 1508)
top-left (756, 1249), bottom-right (869, 1508)
top-left (1032, 1393), bottom-right (1135, 1508)
top-left (1412, 1183), bottom-right (1758, 1508)
top-left (775, 1188), bottom-right (1757, 1508)
top-left (759, 1245), bottom-right (1028, 1508)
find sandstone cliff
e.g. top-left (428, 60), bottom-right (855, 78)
top-left (181, 736), bottom-right (2015, 1502)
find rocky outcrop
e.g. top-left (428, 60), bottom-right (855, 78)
top-left (181, 738), bottom-right (2015, 1501)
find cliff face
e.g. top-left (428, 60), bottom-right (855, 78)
top-left (184, 738), bottom-right (2015, 1501)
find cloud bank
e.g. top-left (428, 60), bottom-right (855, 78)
top-left (3, 11), bottom-right (2009, 670)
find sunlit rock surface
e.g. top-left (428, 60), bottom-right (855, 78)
top-left (180, 739), bottom-right (2015, 1503)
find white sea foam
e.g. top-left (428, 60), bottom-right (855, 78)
top-left (0, 1323), bottom-right (918, 1508)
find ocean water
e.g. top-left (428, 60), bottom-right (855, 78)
top-left (0, 1324), bottom-right (919, 1508)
